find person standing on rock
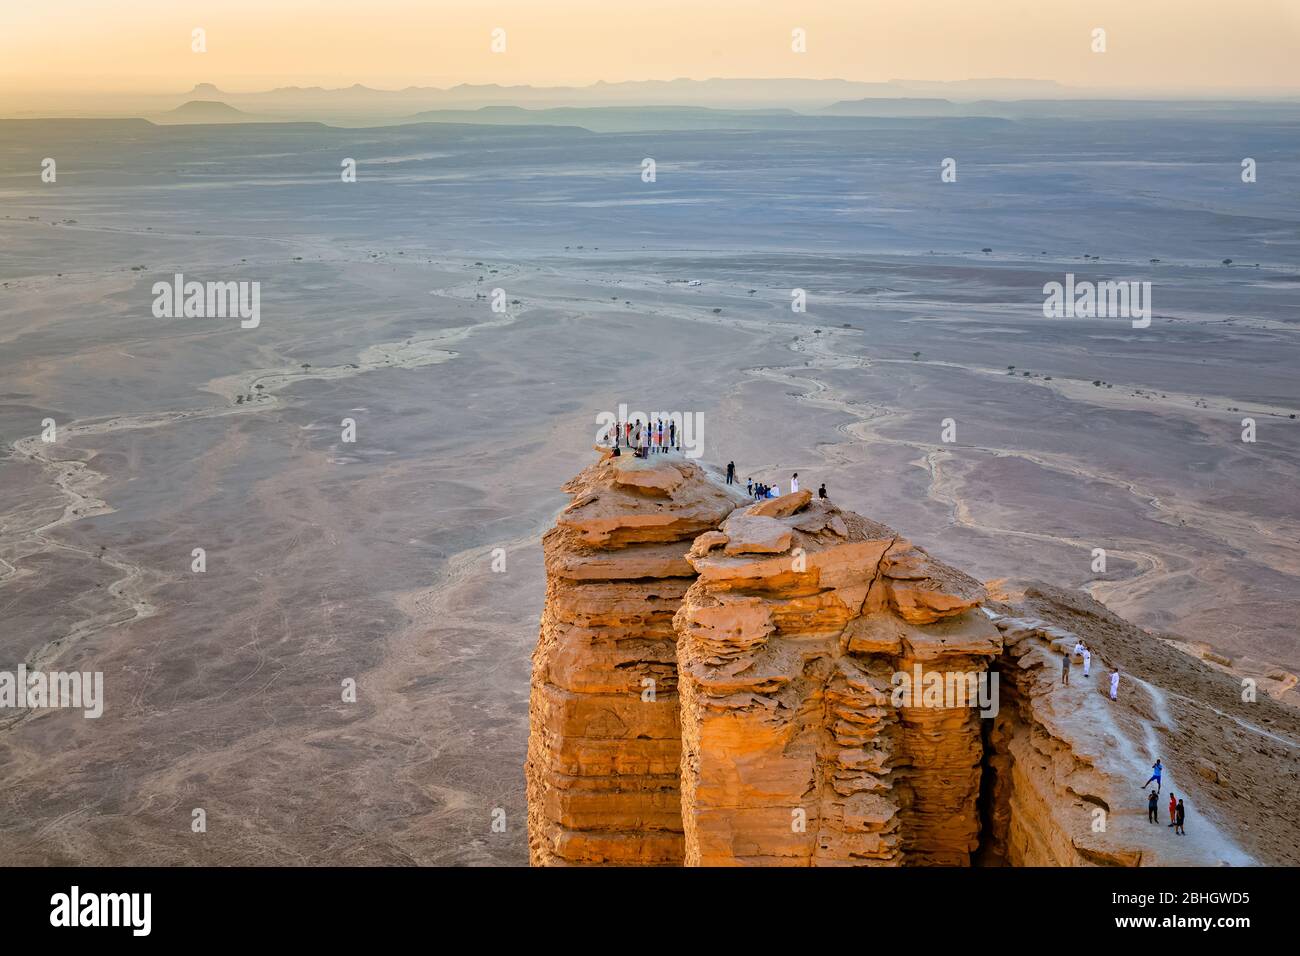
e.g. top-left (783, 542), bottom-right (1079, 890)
top-left (1147, 790), bottom-right (1159, 823)
top-left (746, 478), bottom-right (753, 496)
top-left (670, 420), bottom-right (677, 449)
top-left (1175, 799), bottom-right (1186, 835)
top-left (791, 473), bottom-right (799, 494)
top-left (1168, 792), bottom-right (1177, 827)
top-left (1141, 759), bottom-right (1162, 793)
top-left (1109, 668), bottom-right (1120, 701)
top-left (726, 461), bottom-right (735, 485)
top-left (1061, 650), bottom-right (1070, 685)
top-left (818, 483), bottom-right (827, 499)
top-left (1082, 645), bottom-right (1091, 678)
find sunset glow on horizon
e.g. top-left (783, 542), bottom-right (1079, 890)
top-left (2, 0), bottom-right (1299, 96)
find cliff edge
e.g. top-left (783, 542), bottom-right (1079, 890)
top-left (527, 452), bottom-right (1299, 865)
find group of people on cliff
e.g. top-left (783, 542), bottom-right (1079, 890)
top-left (1060, 640), bottom-right (1120, 701)
top-left (724, 463), bottom-right (827, 501)
top-left (1062, 647), bottom-right (1192, 839)
top-left (602, 420), bottom-right (832, 500)
top-left (1144, 762), bottom-right (1188, 835)
top-left (605, 417), bottom-right (680, 458)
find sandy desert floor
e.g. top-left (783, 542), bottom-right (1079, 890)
top-left (0, 117), bottom-right (1297, 863)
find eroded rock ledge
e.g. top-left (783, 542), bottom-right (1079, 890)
top-left (676, 489), bottom-right (996, 865)
top-left (527, 453), bottom-right (1284, 866)
top-left (525, 451), bottom-right (744, 865)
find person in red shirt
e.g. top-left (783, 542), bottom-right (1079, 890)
top-left (1168, 793), bottom-right (1177, 827)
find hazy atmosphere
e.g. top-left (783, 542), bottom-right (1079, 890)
top-left (2, 0), bottom-right (1298, 883)
top-left (4, 0), bottom-right (1300, 103)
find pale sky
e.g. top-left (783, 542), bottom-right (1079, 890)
top-left (2, 0), bottom-right (1298, 94)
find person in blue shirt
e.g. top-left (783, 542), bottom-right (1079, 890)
top-left (1141, 759), bottom-right (1162, 793)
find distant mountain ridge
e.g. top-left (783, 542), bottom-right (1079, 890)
top-left (156, 100), bottom-right (253, 123)
top-left (5, 76), bottom-right (1299, 125)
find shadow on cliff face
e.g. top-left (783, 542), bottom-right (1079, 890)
top-left (526, 451), bottom-right (1299, 866)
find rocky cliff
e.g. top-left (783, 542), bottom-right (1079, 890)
top-left (527, 453), bottom-right (1300, 866)
top-left (675, 490), bottom-right (998, 865)
top-left (525, 449), bottom-right (745, 864)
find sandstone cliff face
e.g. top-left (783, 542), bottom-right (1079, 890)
top-left (675, 491), bottom-right (999, 865)
top-left (525, 450), bottom-right (744, 865)
top-left (527, 455), bottom-right (1282, 866)
top-left (980, 584), bottom-right (1300, 867)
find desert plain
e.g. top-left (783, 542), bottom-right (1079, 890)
top-left (0, 114), bottom-right (1297, 864)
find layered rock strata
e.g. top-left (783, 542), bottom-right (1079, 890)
top-left (527, 455), bottom-right (1286, 866)
top-left (675, 491), bottom-right (999, 865)
top-left (525, 449), bottom-right (744, 865)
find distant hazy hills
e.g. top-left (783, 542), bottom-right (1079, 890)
top-left (176, 76), bottom-right (1070, 114)
top-left (6, 76), bottom-right (1299, 128)
top-left (153, 100), bottom-right (258, 124)
top-left (0, 77), bottom-right (1078, 123)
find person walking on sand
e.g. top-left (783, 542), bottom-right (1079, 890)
top-left (791, 473), bottom-right (799, 494)
top-left (1109, 668), bottom-right (1120, 701)
top-left (1168, 793), bottom-right (1177, 827)
top-left (818, 483), bottom-right (827, 499)
top-left (1175, 800), bottom-right (1186, 835)
top-left (726, 461), bottom-right (735, 485)
top-left (1147, 790), bottom-right (1159, 824)
top-left (1141, 759), bottom-right (1162, 793)
top-left (1061, 650), bottom-right (1070, 685)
